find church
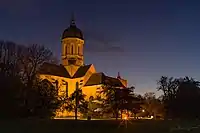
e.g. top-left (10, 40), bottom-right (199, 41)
top-left (38, 16), bottom-right (128, 118)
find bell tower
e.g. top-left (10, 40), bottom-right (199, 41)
top-left (61, 15), bottom-right (84, 66)
top-left (61, 14), bottom-right (84, 76)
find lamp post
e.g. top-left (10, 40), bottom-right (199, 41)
top-left (75, 80), bottom-right (83, 120)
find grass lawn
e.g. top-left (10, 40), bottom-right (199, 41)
top-left (0, 119), bottom-right (200, 133)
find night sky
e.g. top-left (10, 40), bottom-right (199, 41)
top-left (1, 0), bottom-right (200, 96)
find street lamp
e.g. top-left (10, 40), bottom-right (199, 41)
top-left (75, 80), bottom-right (83, 120)
top-left (142, 109), bottom-right (145, 113)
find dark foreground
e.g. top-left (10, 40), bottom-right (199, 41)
top-left (1, 119), bottom-right (200, 133)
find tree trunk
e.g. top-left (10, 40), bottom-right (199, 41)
top-left (120, 110), bottom-right (123, 119)
top-left (75, 106), bottom-right (78, 120)
top-left (75, 91), bottom-right (78, 120)
top-left (134, 113), bottom-right (137, 119)
top-left (75, 82), bottom-right (79, 120)
top-left (115, 109), bottom-right (118, 120)
top-left (153, 112), bottom-right (156, 120)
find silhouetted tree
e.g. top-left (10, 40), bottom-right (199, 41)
top-left (118, 87), bottom-right (137, 118)
top-left (141, 92), bottom-right (164, 119)
top-left (101, 84), bottom-right (137, 120)
top-left (101, 84), bottom-right (121, 120)
top-left (23, 79), bottom-right (61, 118)
top-left (157, 76), bottom-right (200, 119)
top-left (125, 94), bottom-right (143, 119)
top-left (18, 44), bottom-right (53, 87)
top-left (157, 76), bottom-right (178, 118)
top-left (66, 88), bottom-right (87, 120)
top-left (175, 77), bottom-right (200, 119)
top-left (0, 41), bottom-right (60, 119)
top-left (0, 41), bottom-right (25, 118)
top-left (16, 44), bottom-right (60, 118)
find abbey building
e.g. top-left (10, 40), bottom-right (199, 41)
top-left (38, 16), bottom-right (127, 117)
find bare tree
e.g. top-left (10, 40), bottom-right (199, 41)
top-left (0, 41), bottom-right (23, 76)
top-left (18, 44), bottom-right (53, 86)
top-left (142, 92), bottom-right (164, 119)
top-left (0, 41), bottom-right (25, 118)
top-left (0, 41), bottom-right (61, 118)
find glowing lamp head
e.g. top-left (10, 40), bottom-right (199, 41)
top-left (142, 109), bottom-right (145, 112)
top-left (123, 116), bottom-right (128, 120)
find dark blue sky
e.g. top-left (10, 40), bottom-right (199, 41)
top-left (1, 0), bottom-right (200, 96)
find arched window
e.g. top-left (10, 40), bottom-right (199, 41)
top-left (78, 46), bottom-right (80, 55)
top-left (66, 82), bottom-right (68, 97)
top-left (76, 82), bottom-right (79, 89)
top-left (65, 46), bottom-right (68, 55)
top-left (71, 45), bottom-right (73, 54)
top-left (81, 46), bottom-right (83, 55)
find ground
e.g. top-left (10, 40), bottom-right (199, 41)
top-left (1, 119), bottom-right (200, 133)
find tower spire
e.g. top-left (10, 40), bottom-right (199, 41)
top-left (70, 12), bottom-right (76, 26)
top-left (117, 72), bottom-right (121, 79)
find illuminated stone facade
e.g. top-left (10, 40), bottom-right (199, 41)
top-left (38, 16), bottom-right (127, 118)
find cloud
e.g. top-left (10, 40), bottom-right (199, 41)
top-left (84, 30), bottom-right (124, 53)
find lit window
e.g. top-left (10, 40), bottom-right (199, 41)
top-left (71, 45), bottom-right (73, 54)
top-left (78, 46), bottom-right (80, 55)
top-left (65, 46), bottom-right (67, 55)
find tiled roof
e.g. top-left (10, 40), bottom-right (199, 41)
top-left (38, 62), bottom-right (71, 78)
top-left (73, 64), bottom-right (92, 78)
top-left (84, 72), bottom-right (125, 87)
top-left (84, 72), bottom-right (105, 86)
top-left (38, 63), bottom-right (126, 88)
top-left (104, 76), bottom-right (125, 87)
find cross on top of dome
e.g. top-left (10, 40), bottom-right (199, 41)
top-left (62, 13), bottom-right (84, 40)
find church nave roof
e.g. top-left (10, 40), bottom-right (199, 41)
top-left (38, 62), bottom-right (71, 78)
top-left (38, 63), bottom-right (93, 79)
top-left (73, 64), bottom-right (92, 78)
top-left (84, 72), bottom-right (125, 87)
